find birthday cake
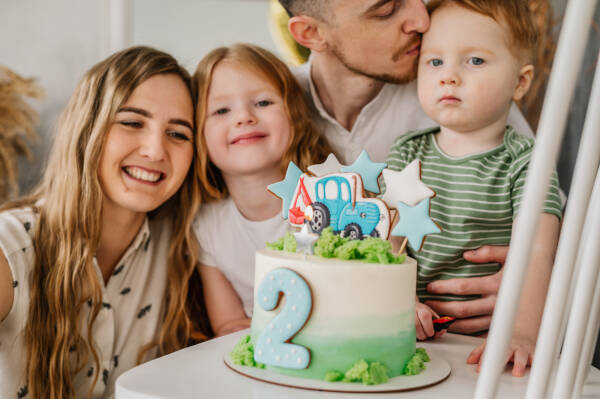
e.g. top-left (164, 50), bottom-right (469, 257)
top-left (230, 152), bottom-right (441, 385)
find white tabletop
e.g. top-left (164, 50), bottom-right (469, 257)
top-left (116, 330), bottom-right (600, 399)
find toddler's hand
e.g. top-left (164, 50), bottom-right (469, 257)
top-left (415, 302), bottom-right (446, 340)
top-left (467, 334), bottom-right (535, 377)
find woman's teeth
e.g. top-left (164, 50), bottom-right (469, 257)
top-left (124, 166), bottom-right (162, 182)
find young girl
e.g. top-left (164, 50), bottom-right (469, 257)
top-left (0, 46), bottom-right (210, 399)
top-left (192, 43), bottom-right (330, 336)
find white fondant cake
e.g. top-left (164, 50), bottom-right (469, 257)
top-left (249, 249), bottom-right (417, 380)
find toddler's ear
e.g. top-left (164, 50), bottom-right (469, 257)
top-left (513, 64), bottom-right (535, 101)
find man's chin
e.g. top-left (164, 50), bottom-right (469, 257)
top-left (331, 46), bottom-right (418, 85)
top-left (372, 70), bottom-right (417, 85)
top-left (344, 60), bottom-right (417, 84)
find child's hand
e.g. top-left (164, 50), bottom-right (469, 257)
top-left (467, 333), bottom-right (535, 377)
top-left (415, 302), bottom-right (447, 340)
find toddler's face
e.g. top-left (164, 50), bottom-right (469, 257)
top-left (203, 61), bottom-right (291, 178)
top-left (417, 4), bottom-right (525, 133)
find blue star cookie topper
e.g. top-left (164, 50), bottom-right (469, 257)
top-left (391, 198), bottom-right (441, 251)
top-left (341, 150), bottom-right (387, 194)
top-left (268, 162), bottom-right (303, 219)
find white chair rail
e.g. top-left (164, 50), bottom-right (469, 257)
top-left (473, 0), bottom-right (600, 398)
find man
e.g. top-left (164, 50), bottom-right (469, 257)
top-left (280, 0), bottom-right (528, 335)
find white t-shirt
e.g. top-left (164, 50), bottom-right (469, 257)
top-left (193, 198), bottom-right (291, 317)
top-left (0, 207), bottom-right (172, 399)
top-left (293, 59), bottom-right (533, 164)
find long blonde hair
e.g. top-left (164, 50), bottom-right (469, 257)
top-left (193, 43), bottom-right (331, 201)
top-left (2, 46), bottom-right (209, 399)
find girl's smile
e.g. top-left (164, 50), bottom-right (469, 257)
top-left (230, 131), bottom-right (269, 145)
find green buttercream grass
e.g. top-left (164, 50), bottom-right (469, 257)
top-left (325, 359), bottom-right (389, 385)
top-left (324, 370), bottom-right (344, 382)
top-left (268, 227), bottom-right (406, 265)
top-left (230, 335), bottom-right (265, 369)
top-left (403, 348), bottom-right (430, 376)
top-left (266, 232), bottom-right (297, 253)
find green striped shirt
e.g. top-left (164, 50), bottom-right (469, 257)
top-left (386, 126), bottom-right (562, 301)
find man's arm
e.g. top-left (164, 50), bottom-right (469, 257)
top-left (424, 246), bottom-right (508, 334)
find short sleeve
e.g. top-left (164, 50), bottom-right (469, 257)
top-left (192, 213), bottom-right (218, 267)
top-left (0, 208), bottom-right (36, 321)
top-left (511, 162), bottom-right (563, 220)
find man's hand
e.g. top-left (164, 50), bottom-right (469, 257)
top-left (424, 245), bottom-right (508, 334)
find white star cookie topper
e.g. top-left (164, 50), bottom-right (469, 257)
top-left (307, 153), bottom-right (345, 177)
top-left (382, 160), bottom-right (435, 208)
top-left (294, 224), bottom-right (319, 255)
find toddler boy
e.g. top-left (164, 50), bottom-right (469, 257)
top-left (386, 0), bottom-right (562, 376)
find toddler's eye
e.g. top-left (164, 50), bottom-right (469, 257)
top-left (214, 108), bottom-right (229, 115)
top-left (469, 57), bottom-right (485, 66)
top-left (256, 100), bottom-right (273, 107)
top-left (429, 59), bottom-right (443, 67)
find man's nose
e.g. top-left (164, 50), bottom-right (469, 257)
top-left (402, 0), bottom-right (430, 34)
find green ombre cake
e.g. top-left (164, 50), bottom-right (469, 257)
top-left (248, 248), bottom-right (418, 382)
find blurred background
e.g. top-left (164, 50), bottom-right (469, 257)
top-left (0, 0), bottom-right (598, 196)
top-left (1, 0), bottom-right (599, 364)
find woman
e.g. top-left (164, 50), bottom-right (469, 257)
top-left (0, 46), bottom-right (208, 399)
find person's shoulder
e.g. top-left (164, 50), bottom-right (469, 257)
top-left (0, 207), bottom-right (36, 257)
top-left (193, 198), bottom-right (234, 238)
top-left (196, 198), bottom-right (233, 220)
top-left (391, 127), bottom-right (439, 149)
top-left (503, 126), bottom-right (535, 161)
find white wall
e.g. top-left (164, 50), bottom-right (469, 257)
top-left (2, 0), bottom-right (105, 192)
top-left (2, 0), bottom-right (276, 194)
top-left (132, 0), bottom-right (276, 71)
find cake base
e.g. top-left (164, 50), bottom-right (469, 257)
top-left (224, 352), bottom-right (451, 393)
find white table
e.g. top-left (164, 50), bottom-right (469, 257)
top-left (116, 330), bottom-right (600, 398)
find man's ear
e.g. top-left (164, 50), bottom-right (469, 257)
top-left (288, 15), bottom-right (328, 52)
top-left (513, 64), bottom-right (534, 101)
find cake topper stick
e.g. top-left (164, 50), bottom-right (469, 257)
top-left (351, 175), bottom-right (357, 210)
top-left (398, 237), bottom-right (409, 255)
